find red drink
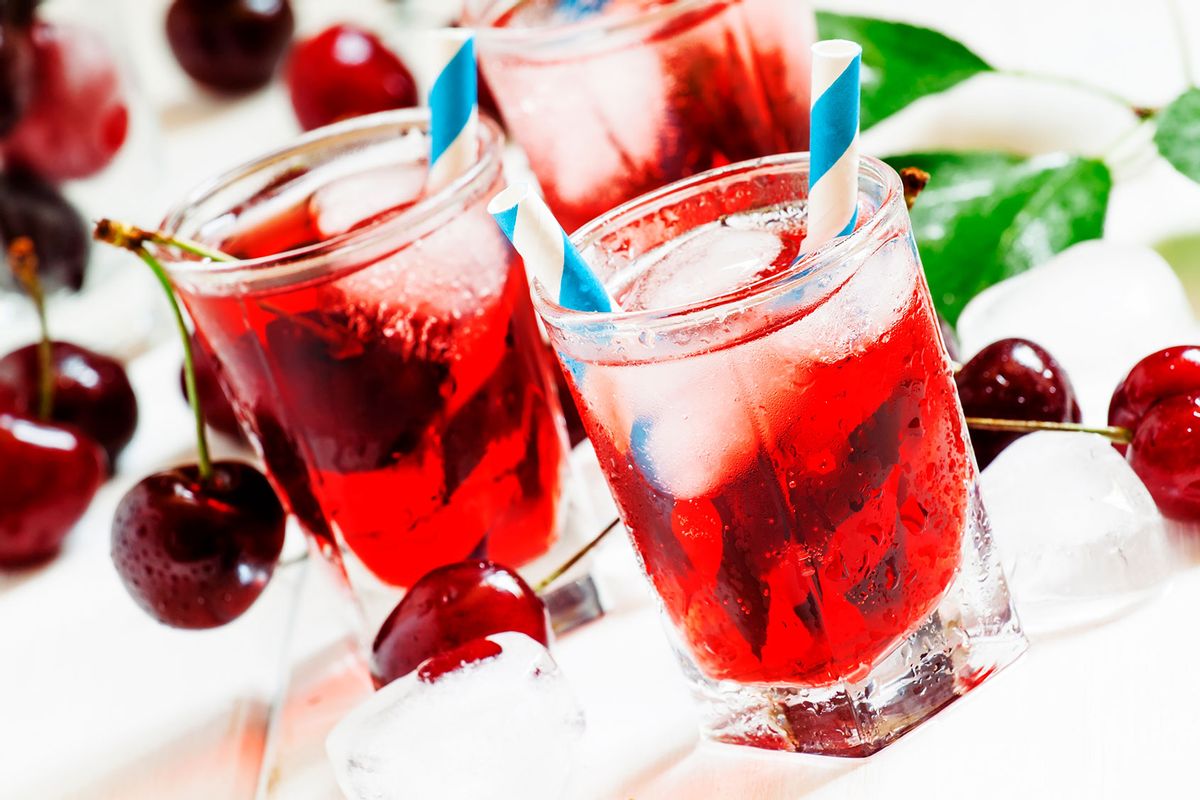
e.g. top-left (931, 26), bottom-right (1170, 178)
top-left (164, 113), bottom-right (567, 594)
top-left (537, 155), bottom-right (1025, 755)
top-left (594, 259), bottom-right (967, 684)
top-left (467, 0), bottom-right (815, 232)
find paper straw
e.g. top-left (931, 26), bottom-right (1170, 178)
top-left (427, 31), bottom-right (478, 193)
top-left (559, 0), bottom-right (610, 17)
top-left (807, 39), bottom-right (862, 248)
top-left (488, 183), bottom-right (614, 313)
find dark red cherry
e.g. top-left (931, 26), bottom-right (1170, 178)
top-left (1109, 346), bottom-right (1200, 455)
top-left (1126, 392), bottom-right (1200, 521)
top-left (417, 637), bottom-right (504, 684)
top-left (180, 335), bottom-right (244, 442)
top-left (0, 13), bottom-right (33, 136)
top-left (111, 461), bottom-right (286, 628)
top-left (1, 22), bottom-right (128, 182)
top-left (0, 341), bottom-right (136, 468)
top-left (165, 0), bottom-right (294, 93)
top-left (956, 338), bottom-right (1081, 468)
top-left (0, 170), bottom-right (89, 292)
top-left (286, 24), bottom-right (417, 132)
top-left (0, 412), bottom-right (104, 566)
top-left (371, 560), bottom-right (549, 688)
top-left (3, 1), bottom-right (37, 29)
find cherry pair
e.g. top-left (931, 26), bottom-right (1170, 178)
top-left (955, 337), bottom-right (1200, 521)
top-left (0, 239), bottom-right (123, 566)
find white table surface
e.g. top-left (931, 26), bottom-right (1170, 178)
top-left (4, 1), bottom-right (1200, 798)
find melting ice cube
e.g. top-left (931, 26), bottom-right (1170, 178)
top-left (326, 632), bottom-right (585, 800)
top-left (616, 222), bottom-right (783, 311)
top-left (980, 431), bottom-right (1171, 630)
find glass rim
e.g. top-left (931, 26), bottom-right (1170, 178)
top-left (159, 108), bottom-right (505, 288)
top-left (533, 152), bottom-right (907, 334)
top-left (466, 0), bottom-right (722, 52)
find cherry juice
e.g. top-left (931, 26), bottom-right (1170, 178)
top-left (557, 208), bottom-right (967, 687)
top-left (176, 131), bottom-right (566, 591)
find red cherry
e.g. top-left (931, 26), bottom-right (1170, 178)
top-left (1109, 346), bottom-right (1200, 454)
top-left (416, 637), bottom-right (504, 684)
top-left (371, 560), bottom-right (549, 688)
top-left (165, 0), bottom-right (294, 94)
top-left (286, 24), bottom-right (417, 132)
top-left (1, 22), bottom-right (128, 182)
top-left (1126, 392), bottom-right (1200, 521)
top-left (111, 461), bottom-right (286, 628)
top-left (0, 14), bottom-right (33, 136)
top-left (0, 341), bottom-right (137, 469)
top-left (180, 334), bottom-right (244, 442)
top-left (956, 338), bottom-right (1081, 468)
top-left (0, 412), bottom-right (104, 566)
top-left (0, 170), bottom-right (89, 292)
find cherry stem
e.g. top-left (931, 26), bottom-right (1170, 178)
top-left (533, 516), bottom-right (620, 595)
top-left (93, 218), bottom-right (235, 263)
top-left (93, 218), bottom-right (216, 482)
top-left (133, 246), bottom-right (214, 482)
top-left (900, 167), bottom-right (930, 211)
top-left (965, 416), bottom-right (1133, 445)
top-left (8, 238), bottom-right (53, 420)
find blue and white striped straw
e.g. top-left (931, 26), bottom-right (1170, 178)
top-left (427, 31), bottom-right (478, 193)
top-left (559, 0), bottom-right (609, 18)
top-left (807, 40), bottom-right (862, 249)
top-left (488, 183), bottom-right (615, 313)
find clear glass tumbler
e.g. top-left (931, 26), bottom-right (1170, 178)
top-left (465, 0), bottom-right (815, 232)
top-left (160, 110), bottom-right (570, 630)
top-left (535, 153), bottom-right (1028, 756)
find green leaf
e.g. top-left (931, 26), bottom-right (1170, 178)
top-left (884, 152), bottom-right (1112, 325)
top-left (1154, 87), bottom-right (1200, 184)
top-left (815, 12), bottom-right (992, 131)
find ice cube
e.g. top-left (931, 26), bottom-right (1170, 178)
top-left (958, 241), bottom-right (1199, 424)
top-left (509, 44), bottom-right (670, 226)
top-left (311, 164), bottom-right (427, 239)
top-left (585, 351), bottom-right (762, 500)
top-left (326, 632), bottom-right (585, 800)
top-left (616, 223), bottom-right (782, 311)
top-left (980, 431), bottom-right (1171, 629)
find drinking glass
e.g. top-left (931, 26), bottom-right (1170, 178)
top-left (160, 110), bottom-right (570, 630)
top-left (535, 153), bottom-right (1028, 756)
top-left (464, 0), bottom-right (815, 232)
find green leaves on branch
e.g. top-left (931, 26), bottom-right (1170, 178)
top-left (815, 12), bottom-right (992, 130)
top-left (1154, 88), bottom-right (1200, 184)
top-left (885, 152), bottom-right (1112, 325)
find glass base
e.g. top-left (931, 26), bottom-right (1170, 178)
top-left (682, 486), bottom-right (1028, 757)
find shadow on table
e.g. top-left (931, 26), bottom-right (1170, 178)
top-left (28, 699), bottom-right (271, 800)
top-left (616, 739), bottom-right (861, 799)
top-left (260, 637), bottom-right (375, 799)
top-left (0, 562), bottom-right (49, 595)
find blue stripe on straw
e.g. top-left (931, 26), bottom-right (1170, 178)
top-left (561, 232), bottom-right (612, 313)
top-left (838, 206), bottom-right (858, 237)
top-left (559, 0), bottom-right (610, 18)
top-left (430, 37), bottom-right (477, 168)
top-left (630, 416), bottom-right (669, 495)
top-left (809, 52), bottom-right (860, 188)
top-left (493, 203), bottom-right (518, 241)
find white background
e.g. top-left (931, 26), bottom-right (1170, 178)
top-left (3, 1), bottom-right (1200, 798)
